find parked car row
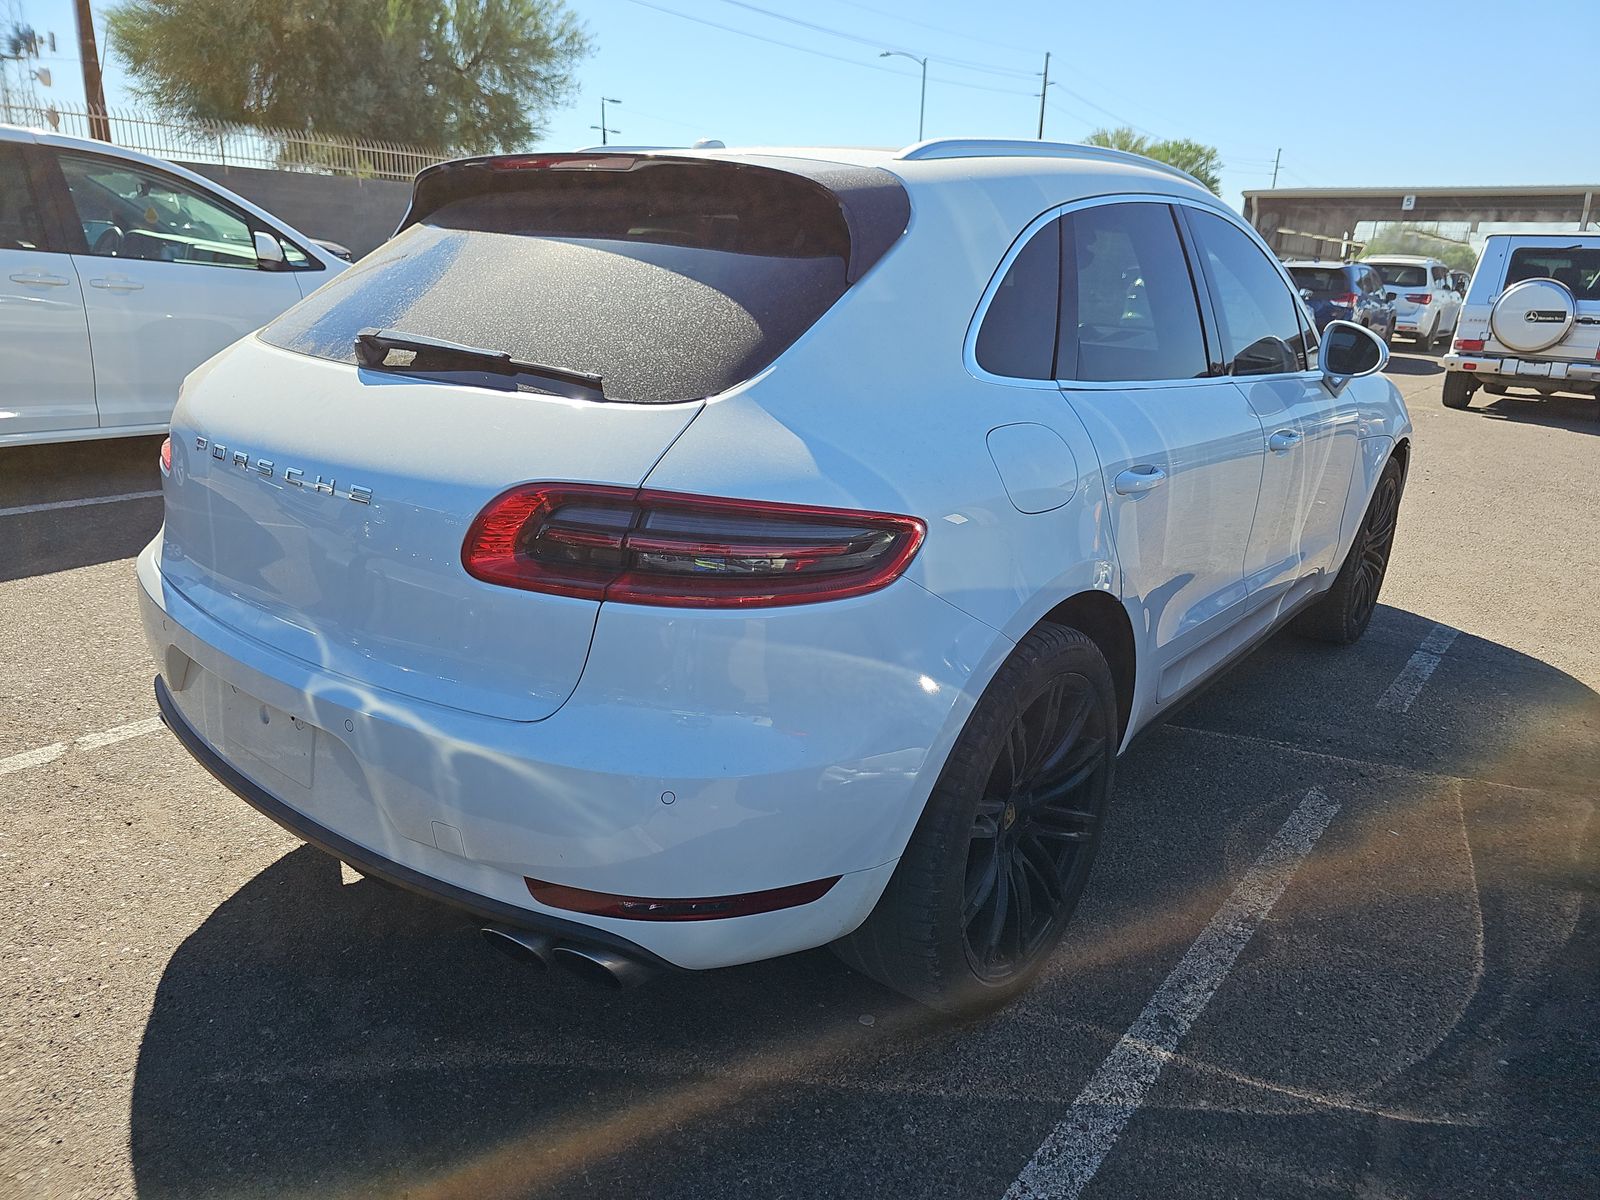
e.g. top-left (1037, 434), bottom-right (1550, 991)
top-left (0, 124), bottom-right (346, 447)
top-left (1284, 254), bottom-right (1464, 350)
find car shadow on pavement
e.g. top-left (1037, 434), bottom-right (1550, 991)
top-left (124, 605), bottom-right (1600, 1199)
top-left (0, 437), bottom-right (166, 582)
top-left (1381, 353), bottom-right (1444, 376)
top-left (1473, 392), bottom-right (1600, 435)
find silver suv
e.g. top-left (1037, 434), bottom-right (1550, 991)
top-left (1442, 233), bottom-right (1600, 409)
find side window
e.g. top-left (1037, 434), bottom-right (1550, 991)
top-left (1186, 208), bottom-right (1310, 376)
top-left (0, 144), bottom-right (47, 252)
top-left (1432, 265), bottom-right (1448, 285)
top-left (56, 151), bottom-right (258, 269)
top-left (975, 217), bottom-right (1061, 379)
top-left (1059, 202), bottom-right (1208, 382)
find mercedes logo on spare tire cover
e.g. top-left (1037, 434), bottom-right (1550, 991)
top-left (1490, 277), bottom-right (1576, 353)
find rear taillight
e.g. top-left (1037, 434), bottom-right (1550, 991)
top-left (1332, 292), bottom-right (1359, 308)
top-left (159, 436), bottom-right (171, 476)
top-left (462, 484), bottom-right (926, 608)
top-left (1454, 338), bottom-right (1485, 353)
top-left (1406, 293), bottom-right (1432, 305)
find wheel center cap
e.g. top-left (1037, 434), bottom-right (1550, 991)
top-left (1003, 802), bottom-right (1018, 831)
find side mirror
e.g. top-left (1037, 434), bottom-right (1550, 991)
top-left (1298, 286), bottom-right (1314, 301)
top-left (1320, 319), bottom-right (1387, 393)
top-left (253, 230), bottom-right (286, 270)
top-left (1384, 291), bottom-right (1397, 302)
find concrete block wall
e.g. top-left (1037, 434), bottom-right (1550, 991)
top-left (176, 161), bottom-right (413, 259)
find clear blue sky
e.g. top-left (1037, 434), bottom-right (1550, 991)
top-left (15, 0), bottom-right (1596, 209)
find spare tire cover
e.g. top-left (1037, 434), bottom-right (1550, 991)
top-left (1490, 277), bottom-right (1576, 353)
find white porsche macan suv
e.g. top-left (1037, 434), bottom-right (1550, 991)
top-left (140, 140), bottom-right (1410, 1012)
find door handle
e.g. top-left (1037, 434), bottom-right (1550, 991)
top-left (89, 276), bottom-right (144, 292)
top-left (8, 271), bottom-right (70, 287)
top-left (1268, 429), bottom-right (1303, 453)
top-left (1113, 465), bottom-right (1167, 495)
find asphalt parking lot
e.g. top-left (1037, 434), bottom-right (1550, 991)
top-left (2, 350), bottom-right (1596, 1200)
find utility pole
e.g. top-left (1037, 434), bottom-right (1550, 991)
top-left (72, 0), bottom-right (109, 141)
top-left (591, 95), bottom-right (620, 145)
top-left (1037, 51), bottom-right (1050, 139)
top-left (1270, 147), bottom-right (1282, 189)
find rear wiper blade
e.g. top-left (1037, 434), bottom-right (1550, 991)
top-left (354, 328), bottom-right (606, 399)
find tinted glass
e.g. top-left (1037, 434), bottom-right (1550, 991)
top-left (1188, 208), bottom-right (1308, 375)
top-left (0, 145), bottom-right (45, 251)
top-left (1059, 203), bottom-right (1208, 382)
top-left (975, 218), bottom-right (1061, 379)
top-left (58, 152), bottom-right (257, 268)
top-left (263, 165), bottom-right (863, 403)
top-left (1370, 262), bottom-right (1427, 288)
top-left (1507, 247), bottom-right (1600, 300)
top-left (1288, 266), bottom-right (1352, 293)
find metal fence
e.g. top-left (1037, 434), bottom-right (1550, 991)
top-left (0, 100), bottom-right (453, 181)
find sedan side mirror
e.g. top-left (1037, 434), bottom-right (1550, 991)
top-left (1320, 319), bottom-right (1387, 394)
top-left (253, 230), bottom-right (286, 270)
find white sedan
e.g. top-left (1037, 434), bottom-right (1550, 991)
top-left (0, 124), bottom-right (347, 446)
top-left (139, 140), bottom-right (1410, 1013)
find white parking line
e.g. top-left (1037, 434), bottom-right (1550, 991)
top-left (1376, 623), bottom-right (1460, 713)
top-left (1003, 787), bottom-right (1340, 1200)
top-left (0, 716), bottom-right (164, 778)
top-left (0, 490), bottom-right (162, 518)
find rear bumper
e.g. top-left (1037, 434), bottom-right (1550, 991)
top-left (139, 530), bottom-right (999, 969)
top-left (153, 673), bottom-right (676, 969)
top-left (1444, 353), bottom-right (1600, 387)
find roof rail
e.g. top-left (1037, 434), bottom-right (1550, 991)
top-left (894, 138), bottom-right (1203, 187)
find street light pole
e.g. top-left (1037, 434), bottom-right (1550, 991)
top-left (879, 51), bottom-right (928, 142)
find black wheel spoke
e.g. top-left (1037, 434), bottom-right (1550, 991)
top-left (962, 664), bottom-right (1112, 980)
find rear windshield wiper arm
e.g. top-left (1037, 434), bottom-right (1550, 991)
top-left (354, 328), bottom-right (606, 399)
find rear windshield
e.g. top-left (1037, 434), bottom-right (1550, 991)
top-left (261, 159), bottom-right (887, 402)
top-left (1287, 267), bottom-right (1351, 293)
top-left (1507, 246), bottom-right (1600, 301)
top-left (1370, 263), bottom-right (1427, 288)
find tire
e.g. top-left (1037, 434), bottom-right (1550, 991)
top-left (1421, 316), bottom-right (1440, 351)
top-left (833, 623), bottom-right (1117, 1015)
top-left (1293, 456), bottom-right (1404, 645)
top-left (1441, 372), bottom-right (1475, 409)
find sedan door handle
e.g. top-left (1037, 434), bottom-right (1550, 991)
top-left (89, 276), bottom-right (144, 292)
top-left (1113, 465), bottom-right (1167, 495)
top-left (1268, 429), bottom-right (1303, 453)
top-left (8, 271), bottom-right (70, 287)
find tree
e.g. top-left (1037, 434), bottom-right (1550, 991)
top-left (106, 0), bottom-right (591, 151)
top-left (1084, 126), bottom-right (1223, 195)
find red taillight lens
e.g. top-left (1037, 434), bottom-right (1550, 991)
top-left (463, 484), bottom-right (926, 608)
top-left (1454, 338), bottom-right (1485, 353)
top-left (1332, 292), bottom-right (1359, 307)
top-left (526, 874), bottom-right (840, 921)
top-left (159, 436), bottom-right (171, 475)
top-left (1405, 293), bottom-right (1432, 305)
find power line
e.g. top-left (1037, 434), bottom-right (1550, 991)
top-left (614, 0), bottom-right (1036, 98)
top-left (823, 0), bottom-right (1038, 55)
top-left (711, 0), bottom-right (1040, 82)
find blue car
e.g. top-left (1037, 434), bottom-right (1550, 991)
top-left (1285, 261), bottom-right (1398, 342)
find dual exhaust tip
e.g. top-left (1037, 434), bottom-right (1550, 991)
top-left (480, 924), bottom-right (656, 990)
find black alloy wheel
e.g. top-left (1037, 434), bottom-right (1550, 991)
top-left (1348, 465), bottom-right (1399, 631)
top-left (962, 673), bottom-right (1107, 981)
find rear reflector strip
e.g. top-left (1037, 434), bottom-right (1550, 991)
top-left (526, 875), bottom-right (841, 921)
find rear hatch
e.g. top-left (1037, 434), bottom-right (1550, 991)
top-left (1485, 243), bottom-right (1600, 363)
top-left (160, 152), bottom-right (910, 721)
top-left (1367, 261), bottom-right (1431, 316)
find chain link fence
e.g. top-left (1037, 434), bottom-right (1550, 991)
top-left (1, 100), bottom-right (454, 182)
